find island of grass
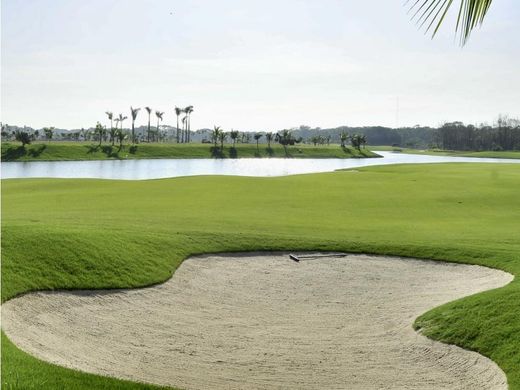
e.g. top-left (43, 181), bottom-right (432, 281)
top-left (1, 142), bottom-right (378, 162)
top-left (370, 145), bottom-right (520, 159)
top-left (2, 163), bottom-right (520, 389)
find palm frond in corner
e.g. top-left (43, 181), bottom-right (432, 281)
top-left (406, 0), bottom-right (493, 45)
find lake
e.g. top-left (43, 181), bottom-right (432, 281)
top-left (2, 152), bottom-right (519, 180)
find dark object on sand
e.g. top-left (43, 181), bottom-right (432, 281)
top-left (289, 253), bottom-right (347, 262)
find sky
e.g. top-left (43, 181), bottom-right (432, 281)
top-left (1, 0), bottom-right (519, 131)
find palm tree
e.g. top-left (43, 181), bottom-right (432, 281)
top-left (105, 112), bottom-right (113, 139)
top-left (229, 130), bottom-right (239, 148)
top-left (340, 131), bottom-right (349, 148)
top-left (184, 106), bottom-right (194, 143)
top-left (118, 114), bottom-right (127, 131)
top-left (181, 116), bottom-right (187, 143)
top-left (218, 130), bottom-right (227, 151)
top-left (351, 134), bottom-right (364, 151)
top-left (254, 133), bottom-right (263, 152)
top-left (276, 130), bottom-right (293, 157)
top-left (130, 107), bottom-right (140, 143)
top-left (175, 107), bottom-right (182, 143)
top-left (145, 107), bottom-right (152, 142)
top-left (95, 122), bottom-right (104, 147)
top-left (211, 126), bottom-right (221, 148)
top-left (155, 111), bottom-right (164, 143)
top-left (113, 118), bottom-right (120, 144)
top-left (407, 0), bottom-right (493, 45)
top-left (360, 134), bottom-right (367, 149)
top-left (265, 132), bottom-right (274, 149)
top-left (181, 106), bottom-right (193, 143)
top-left (116, 128), bottom-right (127, 150)
top-left (109, 125), bottom-right (118, 146)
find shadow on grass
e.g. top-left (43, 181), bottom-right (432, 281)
top-left (266, 147), bottom-right (274, 157)
top-left (210, 146), bottom-right (224, 158)
top-left (2, 145), bottom-right (27, 161)
top-left (85, 145), bottom-right (100, 154)
top-left (229, 148), bottom-right (237, 159)
top-left (341, 146), bottom-right (353, 155)
top-left (101, 145), bottom-right (120, 158)
top-left (27, 144), bottom-right (47, 158)
top-left (85, 144), bottom-right (124, 158)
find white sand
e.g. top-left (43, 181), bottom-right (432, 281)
top-left (2, 253), bottom-right (513, 389)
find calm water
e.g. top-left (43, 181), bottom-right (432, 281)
top-left (1, 152), bottom-right (519, 180)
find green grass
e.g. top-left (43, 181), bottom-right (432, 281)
top-left (1, 333), bottom-right (165, 390)
top-left (2, 164), bottom-right (520, 389)
top-left (370, 145), bottom-right (520, 159)
top-left (1, 142), bottom-right (377, 161)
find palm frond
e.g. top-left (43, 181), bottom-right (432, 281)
top-left (407, 0), bottom-right (493, 45)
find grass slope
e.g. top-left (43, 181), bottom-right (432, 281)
top-left (1, 142), bottom-right (377, 161)
top-left (370, 145), bottom-right (520, 159)
top-left (2, 164), bottom-right (520, 389)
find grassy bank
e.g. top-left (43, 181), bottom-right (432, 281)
top-left (1, 142), bottom-right (377, 161)
top-left (370, 145), bottom-right (520, 159)
top-left (2, 164), bottom-right (520, 389)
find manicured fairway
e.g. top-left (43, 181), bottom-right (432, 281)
top-left (2, 163), bottom-right (520, 389)
top-left (370, 145), bottom-right (520, 159)
top-left (1, 142), bottom-right (376, 161)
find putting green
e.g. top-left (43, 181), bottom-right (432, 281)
top-left (2, 163), bottom-right (520, 389)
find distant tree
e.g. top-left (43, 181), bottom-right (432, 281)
top-left (254, 133), bottom-right (263, 152)
top-left (105, 111), bottom-right (113, 140)
top-left (15, 130), bottom-right (32, 147)
top-left (116, 129), bottom-right (127, 150)
top-left (351, 134), bottom-right (366, 150)
top-left (43, 127), bottom-right (55, 141)
top-left (276, 130), bottom-right (294, 156)
top-left (360, 134), bottom-right (367, 149)
top-left (181, 116), bottom-right (187, 143)
top-left (175, 106), bottom-right (183, 143)
top-left (118, 114), bottom-right (128, 132)
top-left (155, 111), bottom-right (164, 143)
top-left (94, 122), bottom-right (105, 147)
top-left (145, 107), bottom-right (152, 142)
top-left (130, 106), bottom-right (140, 143)
top-left (265, 132), bottom-right (274, 149)
top-left (109, 124), bottom-right (117, 146)
top-left (218, 131), bottom-right (227, 151)
top-left (211, 126), bottom-right (221, 148)
top-left (229, 130), bottom-right (239, 148)
top-left (340, 131), bottom-right (349, 148)
top-left (184, 105), bottom-right (194, 143)
top-left (113, 118), bottom-right (120, 144)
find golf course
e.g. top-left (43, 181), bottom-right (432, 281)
top-left (2, 163), bottom-right (520, 389)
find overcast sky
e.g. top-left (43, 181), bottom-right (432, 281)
top-left (2, 0), bottom-right (519, 131)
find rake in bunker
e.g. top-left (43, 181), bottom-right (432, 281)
top-left (289, 253), bottom-right (347, 262)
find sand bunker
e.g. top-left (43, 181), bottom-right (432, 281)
top-left (2, 253), bottom-right (513, 389)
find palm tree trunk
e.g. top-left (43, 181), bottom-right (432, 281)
top-left (187, 114), bottom-right (191, 143)
top-left (147, 115), bottom-right (151, 142)
top-left (176, 116), bottom-right (180, 143)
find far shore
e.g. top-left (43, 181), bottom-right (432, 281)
top-left (1, 142), bottom-right (379, 162)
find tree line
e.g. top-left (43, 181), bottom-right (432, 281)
top-left (435, 117), bottom-right (520, 151)
top-left (3, 115), bottom-right (519, 152)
